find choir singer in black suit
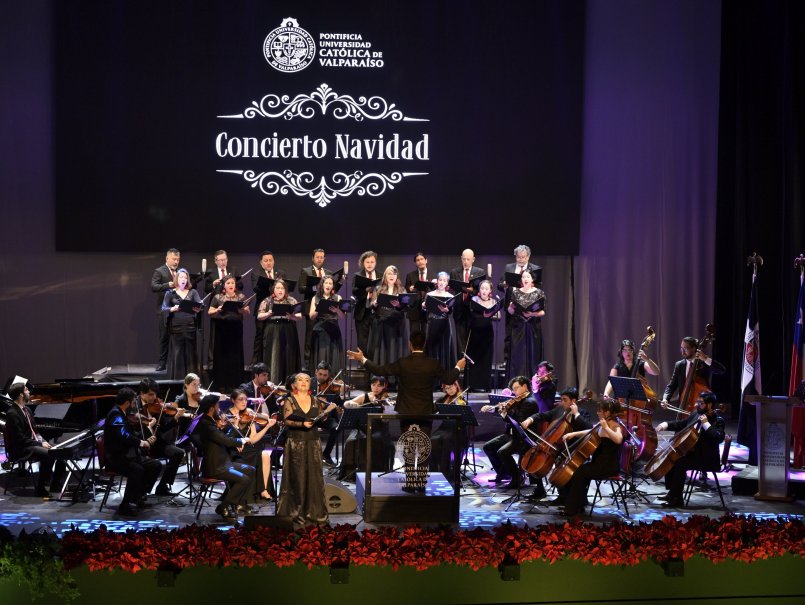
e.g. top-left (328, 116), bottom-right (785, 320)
top-left (298, 248), bottom-right (332, 368)
top-left (449, 248), bottom-right (486, 358)
top-left (150, 248), bottom-right (181, 371)
top-left (251, 251), bottom-right (285, 364)
top-left (347, 331), bottom-right (466, 427)
top-left (404, 252), bottom-right (430, 335)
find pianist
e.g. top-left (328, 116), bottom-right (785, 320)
top-left (5, 382), bottom-right (67, 498)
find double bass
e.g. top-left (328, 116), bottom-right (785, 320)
top-left (622, 327), bottom-right (658, 461)
top-left (678, 324), bottom-right (716, 414)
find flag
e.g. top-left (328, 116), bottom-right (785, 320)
top-left (790, 272), bottom-right (805, 467)
top-left (741, 273), bottom-right (762, 396)
top-left (789, 272), bottom-right (805, 396)
top-left (737, 272), bottom-right (761, 465)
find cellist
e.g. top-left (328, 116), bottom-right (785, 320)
top-left (558, 398), bottom-right (624, 519)
top-left (660, 336), bottom-right (725, 409)
top-left (521, 387), bottom-right (591, 502)
top-left (654, 390), bottom-right (725, 508)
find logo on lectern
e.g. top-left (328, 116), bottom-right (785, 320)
top-left (263, 18), bottom-right (315, 73)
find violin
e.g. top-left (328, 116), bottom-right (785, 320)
top-left (144, 399), bottom-right (182, 417)
top-left (317, 379), bottom-right (353, 395)
top-left (496, 392), bottom-right (527, 417)
top-left (237, 408), bottom-right (277, 428)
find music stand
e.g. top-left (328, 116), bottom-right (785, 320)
top-left (435, 403), bottom-right (481, 487)
top-left (500, 414), bottom-right (536, 509)
top-left (336, 406), bottom-right (382, 480)
top-left (607, 376), bottom-right (652, 503)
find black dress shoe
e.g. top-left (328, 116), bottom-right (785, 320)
top-left (237, 504), bottom-right (257, 514)
top-left (215, 504), bottom-right (237, 520)
top-left (489, 475), bottom-right (511, 483)
top-left (661, 497), bottom-right (685, 508)
top-left (657, 492), bottom-right (671, 501)
top-left (545, 497), bottom-right (565, 506)
top-left (117, 503), bottom-right (138, 516)
top-left (155, 365), bottom-right (166, 372)
top-left (525, 489), bottom-right (546, 502)
top-left (154, 484), bottom-right (174, 496)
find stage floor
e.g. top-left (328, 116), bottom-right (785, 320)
top-left (1, 406), bottom-right (803, 537)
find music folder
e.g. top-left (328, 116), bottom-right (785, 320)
top-left (255, 275), bottom-right (275, 294)
top-left (314, 298), bottom-right (341, 315)
top-left (503, 272), bottom-right (523, 289)
top-left (470, 273), bottom-right (489, 289)
top-left (330, 268), bottom-right (345, 293)
top-left (354, 274), bottom-right (382, 290)
top-left (271, 302), bottom-right (303, 316)
top-left (512, 296), bottom-right (544, 316)
top-left (414, 280), bottom-right (436, 292)
top-left (470, 298), bottom-right (503, 316)
top-left (178, 299), bottom-right (202, 313)
top-left (220, 300), bottom-right (245, 314)
top-left (376, 293), bottom-right (409, 309)
top-left (448, 279), bottom-right (472, 294)
top-left (425, 292), bottom-right (461, 313)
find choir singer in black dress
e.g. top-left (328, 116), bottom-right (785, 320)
top-left (162, 268), bottom-right (202, 380)
top-left (208, 275), bottom-right (249, 391)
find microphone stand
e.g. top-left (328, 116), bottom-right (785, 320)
top-left (198, 260), bottom-right (208, 381)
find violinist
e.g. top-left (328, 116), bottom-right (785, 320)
top-left (135, 378), bottom-right (186, 496)
top-left (174, 373), bottom-right (203, 449)
top-left (338, 376), bottom-right (391, 481)
top-left (223, 389), bottom-right (277, 502)
top-left (431, 381), bottom-right (468, 475)
top-left (530, 361), bottom-right (557, 414)
top-left (654, 390), bottom-right (725, 508)
top-left (309, 274), bottom-right (345, 374)
top-left (239, 362), bottom-right (277, 415)
top-left (276, 372), bottom-right (337, 528)
top-left (103, 388), bottom-right (163, 516)
top-left (195, 394), bottom-right (256, 521)
top-left (559, 398), bottom-right (624, 519)
top-left (480, 376), bottom-right (538, 488)
top-left (660, 337), bottom-right (725, 408)
top-left (314, 362), bottom-right (344, 467)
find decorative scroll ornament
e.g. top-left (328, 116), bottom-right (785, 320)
top-left (217, 169), bottom-right (427, 208)
top-left (218, 83), bottom-right (428, 122)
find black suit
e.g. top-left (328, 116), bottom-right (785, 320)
top-left (103, 407), bottom-right (163, 506)
top-left (404, 269), bottom-right (429, 335)
top-left (482, 395), bottom-right (539, 484)
top-left (497, 262), bottom-right (541, 350)
top-left (151, 264), bottom-right (176, 367)
top-left (664, 411), bottom-right (726, 499)
top-left (661, 358), bottom-right (726, 402)
top-left (4, 404), bottom-right (66, 493)
top-left (250, 268), bottom-right (286, 364)
top-left (352, 270), bottom-right (378, 352)
top-left (196, 414), bottom-right (255, 506)
top-left (363, 351), bottom-right (460, 417)
top-left (448, 266), bottom-right (486, 360)
top-left (298, 265), bottom-right (332, 367)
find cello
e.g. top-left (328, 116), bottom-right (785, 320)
top-left (678, 324), bottom-right (716, 414)
top-left (643, 418), bottom-right (704, 481)
top-left (520, 390), bottom-right (592, 477)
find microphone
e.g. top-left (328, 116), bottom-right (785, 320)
top-left (487, 263), bottom-right (493, 278)
top-left (343, 260), bottom-right (349, 274)
top-left (201, 258), bottom-right (207, 274)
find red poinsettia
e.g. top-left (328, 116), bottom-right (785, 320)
top-left (58, 515), bottom-right (805, 574)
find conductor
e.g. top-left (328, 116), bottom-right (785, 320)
top-left (347, 331), bottom-right (466, 419)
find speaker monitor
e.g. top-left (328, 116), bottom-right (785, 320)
top-left (324, 477), bottom-right (357, 514)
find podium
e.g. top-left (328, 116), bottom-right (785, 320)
top-left (744, 395), bottom-right (805, 501)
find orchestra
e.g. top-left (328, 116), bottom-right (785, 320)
top-left (1, 241), bottom-right (748, 527)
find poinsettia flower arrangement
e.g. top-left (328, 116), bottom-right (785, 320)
top-left (57, 515), bottom-right (805, 573)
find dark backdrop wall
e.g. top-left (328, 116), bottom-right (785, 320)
top-left (714, 0), bottom-right (805, 411)
top-left (2, 1), bottom-right (729, 407)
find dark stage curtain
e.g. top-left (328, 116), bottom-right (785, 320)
top-left (714, 1), bottom-right (805, 422)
